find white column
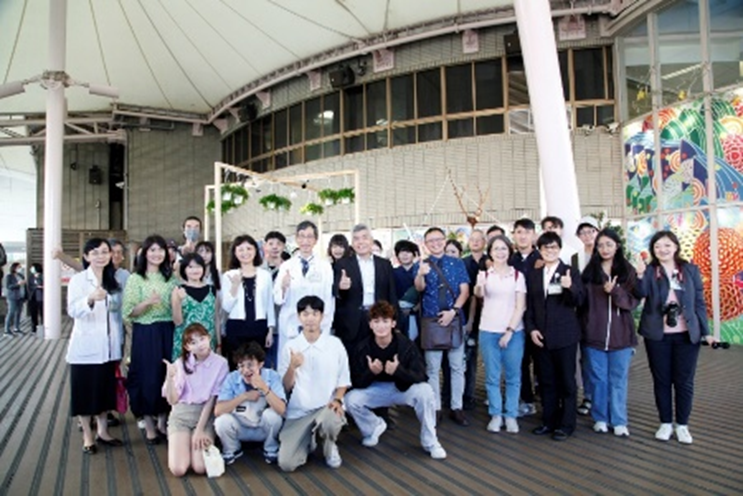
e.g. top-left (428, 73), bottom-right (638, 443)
top-left (513, 0), bottom-right (581, 247)
top-left (214, 163), bottom-right (222, 271)
top-left (42, 0), bottom-right (67, 340)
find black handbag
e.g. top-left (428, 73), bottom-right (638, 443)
top-left (420, 260), bottom-right (463, 351)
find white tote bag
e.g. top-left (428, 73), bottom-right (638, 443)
top-left (202, 445), bottom-right (225, 478)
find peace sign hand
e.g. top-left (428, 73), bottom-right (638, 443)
top-left (603, 276), bottom-right (618, 294)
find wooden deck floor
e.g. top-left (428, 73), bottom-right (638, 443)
top-left (1, 317), bottom-right (742, 496)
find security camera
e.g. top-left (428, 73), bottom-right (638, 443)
top-left (607, 122), bottom-right (620, 134)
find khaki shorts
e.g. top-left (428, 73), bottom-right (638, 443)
top-left (168, 403), bottom-right (216, 437)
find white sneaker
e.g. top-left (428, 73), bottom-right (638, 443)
top-left (593, 421), bottom-right (609, 433)
top-left (675, 425), bottom-right (693, 444)
top-left (655, 423), bottom-right (674, 441)
top-left (425, 443), bottom-right (447, 460)
top-left (325, 444), bottom-right (342, 468)
top-left (137, 418), bottom-right (146, 430)
top-left (487, 416), bottom-right (503, 433)
top-left (362, 419), bottom-right (387, 447)
top-left (614, 425), bottom-right (630, 437)
top-left (505, 417), bottom-right (519, 434)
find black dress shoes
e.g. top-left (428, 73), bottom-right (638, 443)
top-left (552, 429), bottom-right (570, 441)
top-left (96, 436), bottom-right (123, 447)
top-left (449, 409), bottom-right (470, 426)
top-left (532, 425), bottom-right (552, 436)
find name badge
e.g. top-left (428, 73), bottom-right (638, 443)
top-left (547, 283), bottom-right (563, 295)
top-left (306, 270), bottom-right (322, 283)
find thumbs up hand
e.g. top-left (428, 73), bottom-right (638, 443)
top-left (339, 269), bottom-right (352, 290)
top-left (560, 270), bottom-right (572, 289)
top-left (282, 269), bottom-right (292, 291)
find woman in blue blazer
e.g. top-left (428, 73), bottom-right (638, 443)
top-left (635, 230), bottom-right (714, 445)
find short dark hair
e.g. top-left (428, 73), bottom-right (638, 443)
top-left (536, 231), bottom-right (563, 249)
top-left (296, 220), bottom-right (318, 238)
top-left (486, 225), bottom-right (505, 236)
top-left (265, 231), bottom-right (286, 244)
top-left (424, 227), bottom-right (445, 239)
top-left (486, 234), bottom-right (514, 259)
top-left (182, 216), bottom-right (202, 230)
top-left (369, 300), bottom-right (396, 321)
top-left (233, 341), bottom-right (266, 364)
top-left (108, 238), bottom-right (126, 252)
top-left (541, 216), bottom-right (564, 230)
top-left (394, 240), bottom-right (419, 257)
top-left (373, 239), bottom-right (383, 252)
top-left (445, 239), bottom-right (463, 256)
top-left (297, 295), bottom-right (324, 314)
top-left (229, 235), bottom-right (262, 269)
top-left (179, 253), bottom-right (206, 281)
top-left (513, 218), bottom-right (536, 231)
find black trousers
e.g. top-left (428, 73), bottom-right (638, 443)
top-left (644, 332), bottom-right (700, 425)
top-left (27, 297), bottom-right (43, 328)
top-left (520, 338), bottom-right (539, 403)
top-left (535, 343), bottom-right (578, 433)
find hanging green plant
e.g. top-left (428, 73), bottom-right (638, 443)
top-left (206, 183), bottom-right (249, 214)
top-left (300, 202), bottom-right (325, 216)
top-left (336, 187), bottom-right (355, 204)
top-left (259, 194), bottom-right (292, 211)
top-left (318, 188), bottom-right (338, 206)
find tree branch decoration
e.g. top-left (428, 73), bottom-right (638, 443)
top-left (300, 202), bottom-right (325, 216)
top-left (259, 194), bottom-right (292, 211)
top-left (447, 170), bottom-right (490, 228)
top-left (206, 183), bottom-right (249, 215)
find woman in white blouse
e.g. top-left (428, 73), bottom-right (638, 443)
top-left (221, 235), bottom-right (275, 370)
top-left (66, 238), bottom-right (125, 454)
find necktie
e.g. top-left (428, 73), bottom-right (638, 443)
top-left (301, 258), bottom-right (309, 276)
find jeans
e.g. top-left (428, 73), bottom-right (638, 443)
top-left (480, 331), bottom-right (525, 418)
top-left (4, 298), bottom-right (22, 333)
top-left (346, 382), bottom-right (438, 449)
top-left (214, 408), bottom-right (283, 456)
top-left (425, 341), bottom-right (465, 410)
top-left (579, 343), bottom-right (593, 402)
top-left (644, 332), bottom-right (700, 425)
top-left (585, 347), bottom-right (634, 427)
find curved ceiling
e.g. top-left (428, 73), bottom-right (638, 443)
top-left (0, 0), bottom-right (516, 117)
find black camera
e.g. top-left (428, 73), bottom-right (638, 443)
top-left (663, 301), bottom-right (682, 327)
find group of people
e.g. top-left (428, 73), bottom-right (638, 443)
top-left (63, 213), bottom-right (715, 479)
top-left (3, 259), bottom-right (43, 337)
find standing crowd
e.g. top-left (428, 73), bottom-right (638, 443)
top-left (61, 213), bottom-right (716, 477)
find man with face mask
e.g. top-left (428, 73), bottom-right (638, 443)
top-left (180, 216), bottom-right (202, 257)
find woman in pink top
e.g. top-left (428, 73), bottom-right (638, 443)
top-left (163, 323), bottom-right (229, 476)
top-left (474, 235), bottom-right (527, 434)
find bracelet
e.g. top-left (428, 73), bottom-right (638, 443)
top-left (505, 327), bottom-right (514, 333)
top-left (262, 388), bottom-right (271, 396)
top-left (333, 397), bottom-right (344, 406)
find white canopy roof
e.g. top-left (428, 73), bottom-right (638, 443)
top-left (0, 0), bottom-right (519, 118)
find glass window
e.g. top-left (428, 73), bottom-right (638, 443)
top-left (623, 41), bottom-right (652, 119)
top-left (576, 106), bottom-right (595, 127)
top-left (289, 104), bottom-right (302, 145)
top-left (250, 123), bottom-right (261, 158)
top-left (448, 119), bottom-right (474, 139)
top-left (392, 127), bottom-right (415, 146)
top-left (597, 105), bottom-right (615, 126)
top-left (275, 152), bottom-right (288, 170)
top-left (344, 86), bottom-right (364, 132)
top-left (366, 81), bottom-right (387, 127)
top-left (221, 139), bottom-right (229, 164)
top-left (391, 75), bottom-right (414, 122)
top-left (710, 0), bottom-right (743, 89)
top-left (606, 48), bottom-right (614, 100)
top-left (305, 143), bottom-right (321, 162)
top-left (658, 0), bottom-right (700, 35)
top-left (418, 122), bottom-right (442, 142)
top-left (476, 115), bottom-right (504, 136)
top-left (366, 130), bottom-right (387, 150)
top-left (446, 64), bottom-right (473, 114)
top-left (345, 135), bottom-right (365, 154)
top-left (416, 69), bottom-right (442, 118)
top-left (323, 140), bottom-right (340, 158)
top-left (233, 134), bottom-right (242, 164)
top-left (574, 48), bottom-right (605, 100)
top-left (305, 97), bottom-right (322, 141)
top-left (559, 51), bottom-right (570, 100)
top-left (274, 109), bottom-right (287, 149)
top-left (475, 60), bottom-right (504, 110)
top-left (324, 92), bottom-right (341, 136)
top-left (289, 148), bottom-right (302, 165)
top-left (507, 57), bottom-right (530, 106)
top-left (238, 127), bottom-right (248, 163)
top-left (261, 116), bottom-right (272, 154)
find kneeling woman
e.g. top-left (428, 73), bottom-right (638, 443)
top-left (66, 238), bottom-right (124, 453)
top-left (163, 323), bottom-right (228, 476)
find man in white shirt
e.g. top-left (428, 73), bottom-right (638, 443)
top-left (273, 221), bottom-right (335, 356)
top-left (277, 296), bottom-right (350, 471)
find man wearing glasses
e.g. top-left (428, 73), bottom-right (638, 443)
top-left (214, 342), bottom-right (286, 465)
top-left (414, 227), bottom-right (471, 426)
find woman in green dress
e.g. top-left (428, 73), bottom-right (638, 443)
top-left (171, 253), bottom-right (220, 361)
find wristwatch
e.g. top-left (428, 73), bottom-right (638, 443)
top-left (333, 397), bottom-right (344, 406)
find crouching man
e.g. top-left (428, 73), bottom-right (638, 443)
top-left (214, 342), bottom-right (286, 465)
top-left (345, 301), bottom-right (446, 459)
top-left (278, 296), bottom-right (351, 471)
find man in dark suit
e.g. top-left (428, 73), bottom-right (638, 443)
top-left (524, 231), bottom-right (584, 441)
top-left (333, 224), bottom-right (398, 356)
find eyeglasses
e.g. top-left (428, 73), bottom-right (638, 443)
top-left (425, 237), bottom-right (446, 244)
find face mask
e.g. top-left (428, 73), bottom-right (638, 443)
top-left (185, 228), bottom-right (199, 243)
top-left (30, 267), bottom-right (35, 274)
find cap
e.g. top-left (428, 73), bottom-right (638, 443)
top-left (575, 216), bottom-right (599, 234)
top-left (166, 239), bottom-right (179, 249)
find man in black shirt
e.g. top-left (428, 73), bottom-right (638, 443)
top-left (345, 301), bottom-right (446, 459)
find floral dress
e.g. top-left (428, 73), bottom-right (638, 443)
top-left (172, 285), bottom-right (217, 361)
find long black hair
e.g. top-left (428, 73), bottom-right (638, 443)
top-left (194, 240), bottom-right (221, 290)
top-left (135, 235), bottom-right (173, 280)
top-left (648, 230), bottom-right (687, 267)
top-left (81, 238), bottom-right (120, 293)
top-left (582, 228), bottom-right (634, 286)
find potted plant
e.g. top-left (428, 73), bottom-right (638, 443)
top-left (300, 202), bottom-right (325, 216)
top-left (318, 188), bottom-right (338, 206)
top-left (206, 184), bottom-right (249, 215)
top-left (259, 194), bottom-right (292, 211)
top-left (336, 187), bottom-right (355, 204)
